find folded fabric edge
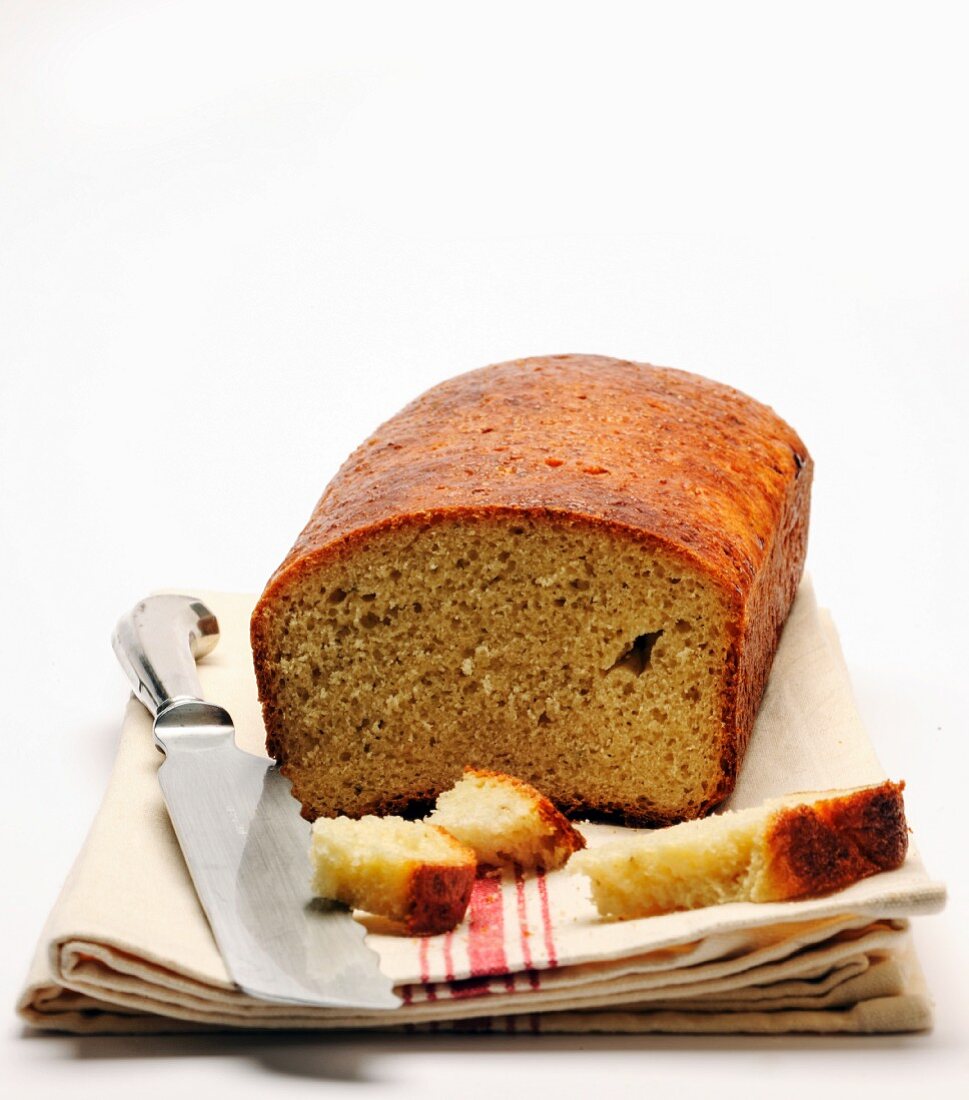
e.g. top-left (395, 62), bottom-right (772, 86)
top-left (17, 937), bottom-right (928, 1036)
top-left (37, 917), bottom-right (907, 1022)
top-left (430, 992), bottom-right (934, 1036)
top-left (16, 986), bottom-right (933, 1038)
top-left (46, 911), bottom-right (893, 1011)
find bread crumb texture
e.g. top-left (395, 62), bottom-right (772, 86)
top-left (263, 517), bottom-right (729, 822)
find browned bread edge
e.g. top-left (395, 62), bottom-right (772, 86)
top-left (404, 858), bottom-right (476, 935)
top-left (763, 780), bottom-right (908, 900)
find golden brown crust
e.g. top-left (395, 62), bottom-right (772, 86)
top-left (251, 354), bottom-right (812, 822)
top-left (763, 781), bottom-right (908, 900)
top-left (405, 858), bottom-right (476, 936)
top-left (719, 458), bottom-right (813, 806)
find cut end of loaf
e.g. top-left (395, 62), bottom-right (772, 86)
top-left (254, 513), bottom-right (736, 825)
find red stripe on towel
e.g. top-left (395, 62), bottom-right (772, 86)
top-left (514, 866), bottom-right (540, 990)
top-left (536, 869), bottom-right (558, 968)
top-left (418, 937), bottom-right (437, 1000)
top-left (467, 872), bottom-right (508, 978)
top-left (443, 931), bottom-right (455, 983)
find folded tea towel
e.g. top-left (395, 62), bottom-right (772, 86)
top-left (17, 578), bottom-right (945, 1034)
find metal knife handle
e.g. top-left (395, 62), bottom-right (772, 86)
top-left (112, 595), bottom-right (220, 719)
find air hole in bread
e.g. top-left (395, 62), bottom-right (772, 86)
top-left (608, 629), bottom-right (664, 676)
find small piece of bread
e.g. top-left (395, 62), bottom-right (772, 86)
top-left (427, 767), bottom-right (587, 871)
top-left (571, 781), bottom-right (907, 919)
top-left (309, 815), bottom-right (476, 935)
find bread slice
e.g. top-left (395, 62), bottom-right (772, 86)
top-left (427, 768), bottom-right (586, 871)
top-left (309, 815), bottom-right (476, 935)
top-left (251, 355), bottom-right (812, 826)
top-left (571, 781), bottom-right (907, 918)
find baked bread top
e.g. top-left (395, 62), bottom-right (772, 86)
top-left (256, 354), bottom-right (811, 607)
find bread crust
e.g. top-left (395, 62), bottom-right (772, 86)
top-left (762, 780), bottom-right (908, 900)
top-left (405, 858), bottom-right (476, 936)
top-left (252, 354), bottom-right (812, 824)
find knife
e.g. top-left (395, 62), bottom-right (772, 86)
top-left (112, 594), bottom-right (401, 1010)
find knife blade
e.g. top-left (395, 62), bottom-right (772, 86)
top-left (112, 594), bottom-right (400, 1010)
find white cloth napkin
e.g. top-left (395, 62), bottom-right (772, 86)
top-left (17, 578), bottom-right (946, 1034)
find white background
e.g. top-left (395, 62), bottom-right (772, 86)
top-left (1, 1), bottom-right (967, 1096)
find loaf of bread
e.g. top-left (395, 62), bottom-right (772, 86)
top-left (427, 768), bottom-right (586, 871)
top-left (251, 354), bottom-right (811, 826)
top-left (571, 781), bottom-right (907, 918)
top-left (309, 815), bottom-right (476, 935)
